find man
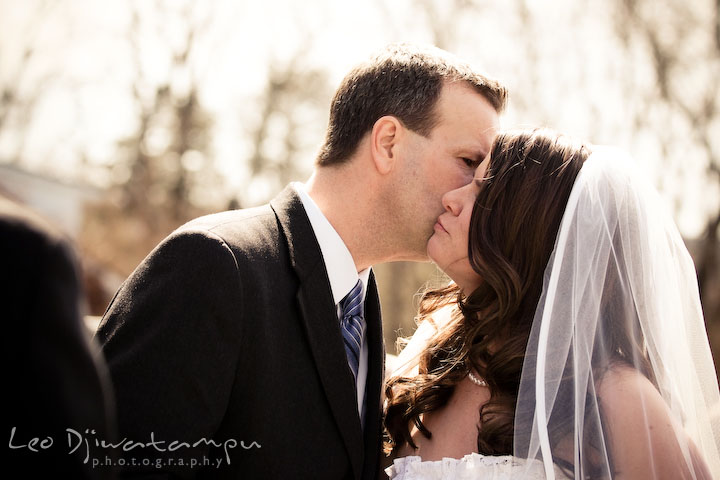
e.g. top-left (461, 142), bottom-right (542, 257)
top-left (96, 43), bottom-right (506, 479)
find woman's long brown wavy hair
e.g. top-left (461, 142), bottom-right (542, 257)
top-left (384, 128), bottom-right (591, 456)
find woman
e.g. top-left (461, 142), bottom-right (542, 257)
top-left (384, 129), bottom-right (720, 478)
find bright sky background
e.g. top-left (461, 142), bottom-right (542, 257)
top-left (0, 0), bottom-right (716, 237)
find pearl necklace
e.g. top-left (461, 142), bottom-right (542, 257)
top-left (468, 370), bottom-right (488, 387)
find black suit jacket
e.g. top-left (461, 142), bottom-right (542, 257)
top-left (97, 186), bottom-right (385, 479)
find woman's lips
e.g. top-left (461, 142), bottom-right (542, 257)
top-left (434, 220), bottom-right (448, 233)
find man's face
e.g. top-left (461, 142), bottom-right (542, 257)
top-left (393, 82), bottom-right (499, 260)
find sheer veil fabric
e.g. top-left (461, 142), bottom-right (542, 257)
top-left (513, 147), bottom-right (720, 478)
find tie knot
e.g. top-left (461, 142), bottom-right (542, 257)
top-left (340, 279), bottom-right (364, 319)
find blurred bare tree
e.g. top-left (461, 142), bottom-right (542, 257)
top-left (81, 1), bottom-right (217, 277)
top-left (0, 1), bottom-right (59, 164)
top-left (238, 41), bottom-right (332, 209)
top-left (414, 0), bottom-right (483, 50)
top-left (611, 0), bottom-right (720, 344)
top-left (81, 3), bottom-right (332, 289)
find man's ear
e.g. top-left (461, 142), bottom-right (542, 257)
top-left (370, 116), bottom-right (403, 175)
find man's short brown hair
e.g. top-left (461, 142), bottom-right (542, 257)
top-left (316, 43), bottom-right (508, 166)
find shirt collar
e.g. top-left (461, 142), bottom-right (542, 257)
top-left (292, 182), bottom-right (371, 304)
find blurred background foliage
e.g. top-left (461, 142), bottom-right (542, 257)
top-left (1, 0), bottom-right (718, 368)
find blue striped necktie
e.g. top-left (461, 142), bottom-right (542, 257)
top-left (339, 279), bottom-right (365, 381)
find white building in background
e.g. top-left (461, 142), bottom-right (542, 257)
top-left (0, 163), bottom-right (122, 333)
top-left (0, 162), bottom-right (101, 239)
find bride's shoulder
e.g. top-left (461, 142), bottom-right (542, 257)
top-left (596, 363), bottom-right (663, 411)
top-left (596, 363), bottom-right (680, 448)
top-left (593, 363), bottom-right (710, 477)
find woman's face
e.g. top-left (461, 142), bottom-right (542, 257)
top-left (426, 158), bottom-right (490, 293)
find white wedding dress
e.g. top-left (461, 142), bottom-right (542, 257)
top-left (386, 453), bottom-right (568, 479)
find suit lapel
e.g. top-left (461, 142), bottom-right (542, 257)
top-left (362, 271), bottom-right (385, 479)
top-left (271, 186), bottom-right (364, 480)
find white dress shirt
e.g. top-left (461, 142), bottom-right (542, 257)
top-left (292, 182), bottom-right (370, 419)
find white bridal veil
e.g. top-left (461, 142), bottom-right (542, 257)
top-left (513, 147), bottom-right (720, 478)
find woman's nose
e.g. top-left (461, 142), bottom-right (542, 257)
top-left (441, 185), bottom-right (465, 216)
